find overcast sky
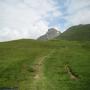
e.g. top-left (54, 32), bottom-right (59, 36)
top-left (0, 0), bottom-right (90, 41)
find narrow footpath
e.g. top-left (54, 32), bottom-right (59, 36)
top-left (30, 50), bottom-right (55, 90)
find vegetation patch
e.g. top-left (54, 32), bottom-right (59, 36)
top-left (0, 39), bottom-right (90, 90)
top-left (64, 64), bottom-right (79, 80)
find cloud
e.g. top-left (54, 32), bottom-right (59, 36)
top-left (0, 27), bottom-right (22, 41)
top-left (60, 0), bottom-right (90, 28)
top-left (68, 0), bottom-right (90, 13)
top-left (67, 8), bottom-right (90, 25)
top-left (0, 0), bottom-right (61, 41)
top-left (0, 0), bottom-right (90, 41)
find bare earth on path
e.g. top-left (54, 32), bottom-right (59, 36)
top-left (30, 50), bottom-right (55, 90)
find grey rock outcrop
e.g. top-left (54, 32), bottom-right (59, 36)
top-left (38, 28), bottom-right (61, 40)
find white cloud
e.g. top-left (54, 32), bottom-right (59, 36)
top-left (0, 0), bottom-right (90, 42)
top-left (0, 27), bottom-right (22, 41)
top-left (52, 10), bottom-right (62, 17)
top-left (0, 0), bottom-right (61, 41)
top-left (68, 0), bottom-right (90, 13)
top-left (65, 0), bottom-right (90, 26)
top-left (67, 9), bottom-right (90, 25)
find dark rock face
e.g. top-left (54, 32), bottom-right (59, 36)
top-left (38, 28), bottom-right (61, 40)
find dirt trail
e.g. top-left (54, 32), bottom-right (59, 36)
top-left (30, 50), bottom-right (55, 90)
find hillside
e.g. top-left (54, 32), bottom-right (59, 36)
top-left (0, 39), bottom-right (90, 90)
top-left (38, 28), bottom-right (61, 40)
top-left (57, 24), bottom-right (90, 41)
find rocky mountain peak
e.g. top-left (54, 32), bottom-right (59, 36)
top-left (38, 28), bottom-right (61, 40)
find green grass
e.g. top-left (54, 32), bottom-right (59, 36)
top-left (57, 24), bottom-right (90, 41)
top-left (44, 42), bottom-right (90, 90)
top-left (0, 39), bottom-right (90, 90)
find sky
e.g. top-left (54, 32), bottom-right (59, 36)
top-left (0, 0), bottom-right (90, 41)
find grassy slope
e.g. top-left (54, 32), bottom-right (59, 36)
top-left (0, 39), bottom-right (90, 90)
top-left (0, 39), bottom-right (52, 89)
top-left (57, 24), bottom-right (90, 41)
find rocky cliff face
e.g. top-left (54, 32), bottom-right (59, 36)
top-left (38, 28), bottom-right (61, 40)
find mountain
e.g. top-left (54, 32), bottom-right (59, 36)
top-left (38, 28), bottom-right (61, 40)
top-left (57, 24), bottom-right (90, 41)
